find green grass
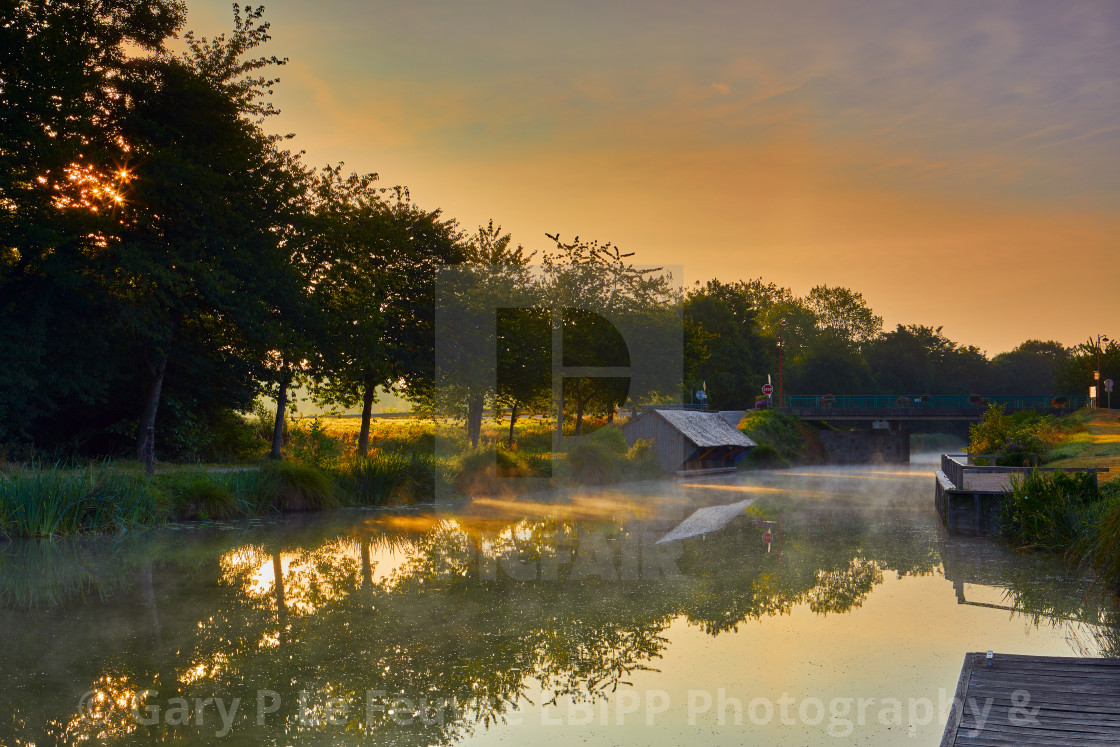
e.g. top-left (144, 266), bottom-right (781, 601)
top-left (0, 463), bottom-right (162, 538)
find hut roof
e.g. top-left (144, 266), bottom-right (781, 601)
top-left (647, 409), bottom-right (757, 448)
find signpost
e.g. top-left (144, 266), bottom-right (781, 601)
top-left (1106, 378), bottom-right (1114, 410)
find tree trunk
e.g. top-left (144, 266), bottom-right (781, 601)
top-left (467, 393), bottom-right (484, 448)
top-left (272, 552), bottom-right (287, 642)
top-left (507, 403), bottom-right (519, 448)
top-left (136, 354), bottom-right (168, 463)
top-left (358, 383), bottom-right (376, 457)
top-left (270, 366), bottom-right (291, 460)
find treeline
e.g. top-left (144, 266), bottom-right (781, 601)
top-left (0, 2), bottom-right (674, 460)
top-left (1, 2), bottom-right (1112, 462)
top-left (683, 279), bottom-right (1116, 410)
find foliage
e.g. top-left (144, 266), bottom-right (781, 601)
top-left (738, 410), bottom-right (822, 468)
top-left (454, 446), bottom-right (533, 495)
top-left (260, 461), bottom-right (338, 512)
top-left (1000, 469), bottom-right (1103, 551)
top-left (285, 417), bottom-right (343, 469)
top-left (968, 404), bottom-right (1061, 466)
top-left (0, 464), bottom-right (162, 538)
top-left (339, 451), bottom-right (440, 505)
top-left (158, 471), bottom-right (242, 521)
top-left (1073, 481), bottom-right (1120, 595)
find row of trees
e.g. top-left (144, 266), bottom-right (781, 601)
top-left (683, 279), bottom-right (1114, 410)
top-left (1, 2), bottom-right (1111, 460)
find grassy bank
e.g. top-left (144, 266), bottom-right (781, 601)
top-left (0, 415), bottom-right (662, 538)
top-left (972, 408), bottom-right (1120, 595)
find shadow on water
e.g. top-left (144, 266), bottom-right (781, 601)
top-left (1, 464), bottom-right (1117, 744)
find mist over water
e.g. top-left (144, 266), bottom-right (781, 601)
top-left (1, 460), bottom-right (1115, 745)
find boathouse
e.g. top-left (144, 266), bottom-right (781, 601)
top-left (621, 408), bottom-right (756, 475)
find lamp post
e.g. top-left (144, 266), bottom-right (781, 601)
top-left (778, 318), bottom-right (788, 408)
top-left (1094, 334), bottom-right (1110, 408)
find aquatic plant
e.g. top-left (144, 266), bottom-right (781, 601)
top-left (1000, 468), bottom-right (1102, 551)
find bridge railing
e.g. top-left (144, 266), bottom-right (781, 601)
top-left (779, 394), bottom-right (1091, 410)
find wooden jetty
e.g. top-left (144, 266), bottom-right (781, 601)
top-left (941, 652), bottom-right (1120, 746)
top-left (935, 454), bottom-right (1109, 535)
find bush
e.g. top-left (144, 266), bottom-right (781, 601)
top-left (455, 446), bottom-right (531, 495)
top-left (565, 427), bottom-right (631, 484)
top-left (969, 404), bottom-right (1062, 466)
top-left (621, 438), bottom-right (662, 479)
top-left (1000, 469), bottom-right (1102, 550)
top-left (738, 410), bottom-right (822, 468)
top-left (158, 471), bottom-right (242, 521)
top-left (158, 399), bottom-right (267, 463)
top-left (261, 461), bottom-right (337, 511)
top-left (285, 418), bottom-right (343, 469)
top-left (341, 451), bottom-right (439, 505)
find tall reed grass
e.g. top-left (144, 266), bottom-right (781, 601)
top-left (0, 463), bottom-right (161, 538)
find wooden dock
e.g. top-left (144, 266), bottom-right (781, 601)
top-left (941, 652), bottom-right (1120, 746)
top-left (935, 454), bottom-right (1109, 535)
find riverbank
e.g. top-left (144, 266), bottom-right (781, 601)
top-left (0, 417), bottom-right (660, 538)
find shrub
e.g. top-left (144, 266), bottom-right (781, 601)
top-left (158, 471), bottom-right (242, 521)
top-left (1000, 469), bottom-right (1102, 550)
top-left (621, 438), bottom-right (661, 479)
top-left (261, 461), bottom-right (337, 511)
top-left (738, 410), bottom-right (822, 468)
top-left (455, 447), bottom-right (531, 495)
top-left (285, 418), bottom-right (343, 469)
top-left (969, 404), bottom-right (1062, 466)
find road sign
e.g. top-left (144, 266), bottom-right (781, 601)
top-left (762, 530), bottom-right (773, 544)
top-left (762, 383), bottom-right (774, 396)
top-left (1106, 379), bottom-right (1114, 393)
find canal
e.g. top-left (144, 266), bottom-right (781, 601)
top-left (2, 457), bottom-right (1116, 745)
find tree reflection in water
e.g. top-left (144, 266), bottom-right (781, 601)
top-left (0, 492), bottom-right (1117, 745)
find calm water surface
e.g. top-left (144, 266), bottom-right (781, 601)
top-left (2, 458), bottom-right (1117, 745)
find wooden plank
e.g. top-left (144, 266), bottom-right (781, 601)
top-left (942, 653), bottom-right (1120, 746)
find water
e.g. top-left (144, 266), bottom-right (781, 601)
top-left (2, 459), bottom-right (1116, 745)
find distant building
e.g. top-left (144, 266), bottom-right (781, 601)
top-left (621, 408), bottom-right (756, 475)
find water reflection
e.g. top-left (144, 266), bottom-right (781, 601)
top-left (1, 467), bottom-right (1117, 745)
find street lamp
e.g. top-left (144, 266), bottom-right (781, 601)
top-left (778, 319), bottom-right (788, 407)
top-left (1094, 333), bottom-right (1110, 408)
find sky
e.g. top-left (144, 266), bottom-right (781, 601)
top-left (184, 0), bottom-right (1120, 354)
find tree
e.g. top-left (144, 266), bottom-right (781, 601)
top-left (0, 0), bottom-right (187, 444)
top-left (990, 340), bottom-right (1070, 395)
top-left (803, 285), bottom-right (882, 348)
top-left (683, 281), bottom-right (768, 409)
top-left (112, 7), bottom-right (305, 463)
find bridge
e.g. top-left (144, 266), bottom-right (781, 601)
top-left (776, 394), bottom-right (1090, 423)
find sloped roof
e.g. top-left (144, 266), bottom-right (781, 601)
top-left (649, 409), bottom-right (757, 448)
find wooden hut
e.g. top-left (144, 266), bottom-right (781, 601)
top-left (621, 408), bottom-right (756, 476)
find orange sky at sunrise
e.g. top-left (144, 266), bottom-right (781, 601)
top-left (184, 0), bottom-right (1120, 354)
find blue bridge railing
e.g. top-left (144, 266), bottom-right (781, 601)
top-left (778, 394), bottom-right (1090, 410)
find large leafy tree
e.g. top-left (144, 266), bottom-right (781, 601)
top-left (990, 340), bottom-right (1070, 395)
top-left (683, 280), bottom-right (769, 409)
top-left (113, 8), bottom-right (306, 461)
top-left (0, 0), bottom-right (187, 444)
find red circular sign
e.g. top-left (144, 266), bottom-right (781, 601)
top-left (762, 383), bottom-right (774, 395)
top-left (762, 531), bottom-right (773, 543)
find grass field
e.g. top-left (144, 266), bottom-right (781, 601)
top-left (1045, 409), bottom-right (1120, 483)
